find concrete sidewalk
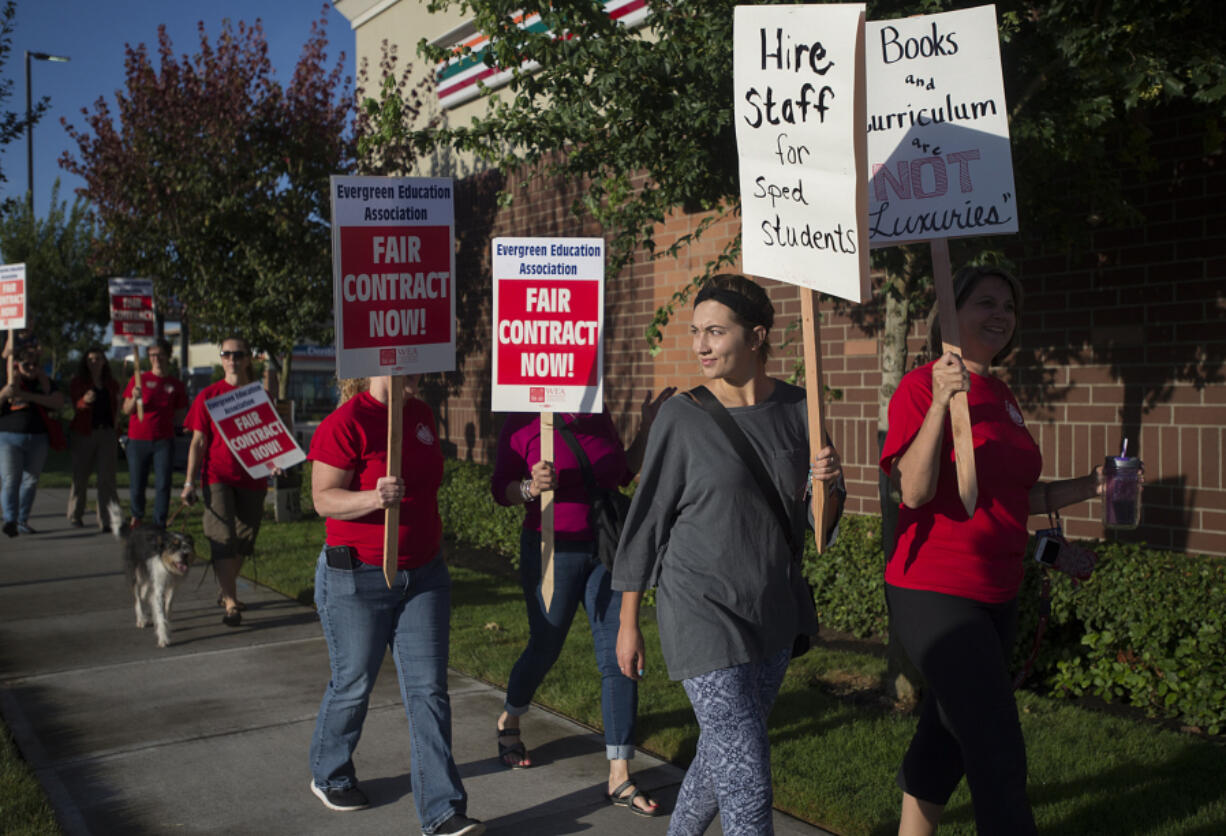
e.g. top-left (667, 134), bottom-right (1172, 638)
top-left (1, 487), bottom-right (835, 835)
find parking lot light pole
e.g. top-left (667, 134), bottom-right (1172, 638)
top-left (26, 50), bottom-right (71, 213)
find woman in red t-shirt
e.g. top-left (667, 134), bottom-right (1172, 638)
top-left (305, 375), bottom-right (482, 834)
top-left (121, 338), bottom-right (188, 528)
top-left (881, 266), bottom-right (1122, 836)
top-left (182, 337), bottom-right (268, 628)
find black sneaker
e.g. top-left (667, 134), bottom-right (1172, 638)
top-left (429, 813), bottom-right (485, 836)
top-left (309, 780), bottom-right (370, 812)
top-left (3, 521), bottom-right (16, 538)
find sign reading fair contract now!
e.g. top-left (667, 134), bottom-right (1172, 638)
top-left (491, 237), bottom-right (604, 413)
top-left (0, 263), bottom-right (26, 329)
top-left (108, 278), bottom-right (157, 346)
top-left (329, 175), bottom-right (456, 380)
top-left (204, 382), bottom-right (305, 479)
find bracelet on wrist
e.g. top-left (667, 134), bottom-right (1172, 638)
top-left (520, 478), bottom-right (535, 502)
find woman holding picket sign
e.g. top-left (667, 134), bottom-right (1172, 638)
top-left (614, 274), bottom-right (845, 834)
top-left (489, 386), bottom-right (673, 818)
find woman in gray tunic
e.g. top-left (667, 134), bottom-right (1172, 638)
top-left (613, 274), bottom-right (844, 835)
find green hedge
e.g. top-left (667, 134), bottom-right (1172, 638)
top-left (433, 457), bottom-right (1225, 734)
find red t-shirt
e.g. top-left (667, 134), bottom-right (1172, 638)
top-left (123, 372), bottom-right (188, 441)
top-left (184, 380), bottom-right (269, 492)
top-left (880, 362), bottom-right (1042, 603)
top-left (308, 391), bottom-right (443, 569)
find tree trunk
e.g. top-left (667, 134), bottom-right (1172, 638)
top-left (279, 352), bottom-right (291, 402)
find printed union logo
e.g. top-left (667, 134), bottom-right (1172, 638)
top-left (1007, 402), bottom-right (1025, 427)
top-left (415, 422), bottom-right (435, 446)
top-left (379, 349), bottom-right (397, 366)
top-left (529, 387), bottom-right (545, 403)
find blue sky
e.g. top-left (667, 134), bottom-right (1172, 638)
top-left (2, 1), bottom-right (355, 219)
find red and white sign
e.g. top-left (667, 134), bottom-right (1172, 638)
top-left (204, 382), bottom-right (305, 479)
top-left (491, 238), bottom-right (604, 413)
top-left (0, 263), bottom-right (26, 330)
top-left (108, 278), bottom-right (156, 346)
top-left (330, 176), bottom-right (456, 379)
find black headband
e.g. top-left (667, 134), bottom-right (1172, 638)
top-left (693, 286), bottom-right (773, 330)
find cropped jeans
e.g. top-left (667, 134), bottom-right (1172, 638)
top-left (504, 528), bottom-right (636, 760)
top-left (126, 437), bottom-right (173, 527)
top-left (0, 431), bottom-right (49, 525)
top-left (309, 548), bottom-right (468, 834)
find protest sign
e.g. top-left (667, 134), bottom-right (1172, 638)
top-left (330, 175), bottom-right (456, 380)
top-left (108, 278), bottom-right (156, 346)
top-left (491, 237), bottom-right (604, 414)
top-left (734, 3), bottom-right (870, 301)
top-left (0, 263), bottom-right (26, 330)
top-left (204, 382), bottom-right (305, 479)
top-left (866, 4), bottom-right (1017, 247)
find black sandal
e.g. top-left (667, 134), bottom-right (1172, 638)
top-left (606, 779), bottom-right (662, 818)
top-left (497, 727), bottom-right (531, 769)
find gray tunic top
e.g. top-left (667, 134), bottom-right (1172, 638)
top-left (612, 382), bottom-right (820, 681)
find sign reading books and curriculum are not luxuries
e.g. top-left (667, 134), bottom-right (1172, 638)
top-left (330, 175), bottom-right (456, 380)
top-left (734, 3), bottom-right (871, 302)
top-left (0, 263), bottom-right (26, 330)
top-left (108, 278), bottom-right (156, 346)
top-left (491, 238), bottom-right (604, 413)
top-left (204, 382), bottom-right (305, 479)
top-left (866, 4), bottom-right (1017, 246)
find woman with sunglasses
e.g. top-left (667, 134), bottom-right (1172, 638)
top-left (182, 337), bottom-right (267, 627)
top-left (67, 346), bottom-right (122, 532)
top-left (122, 338), bottom-right (188, 528)
top-left (0, 337), bottom-right (66, 537)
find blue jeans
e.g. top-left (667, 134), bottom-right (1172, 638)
top-left (505, 528), bottom-right (636, 760)
top-left (309, 548), bottom-right (468, 833)
top-left (0, 431), bottom-right (49, 525)
top-left (127, 438), bottom-right (173, 526)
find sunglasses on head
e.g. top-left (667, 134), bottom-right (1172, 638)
top-left (219, 350), bottom-right (248, 360)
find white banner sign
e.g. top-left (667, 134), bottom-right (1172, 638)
top-left (204, 382), bottom-right (305, 479)
top-left (491, 238), bottom-right (604, 413)
top-left (0, 263), bottom-right (26, 330)
top-left (330, 176), bottom-right (456, 379)
top-left (866, 4), bottom-right (1017, 246)
top-left (734, 3), bottom-right (870, 302)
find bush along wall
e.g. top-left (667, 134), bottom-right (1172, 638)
top-left (434, 458), bottom-right (1225, 735)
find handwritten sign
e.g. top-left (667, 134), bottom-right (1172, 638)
top-left (0, 263), bottom-right (25, 330)
top-left (204, 382), bottom-right (305, 479)
top-left (734, 3), bottom-right (870, 302)
top-left (330, 176), bottom-right (456, 379)
top-left (866, 5), bottom-right (1017, 246)
top-left (491, 238), bottom-right (604, 413)
top-left (108, 278), bottom-right (156, 346)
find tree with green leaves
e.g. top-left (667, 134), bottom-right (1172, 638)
top-left (0, 0), bottom-right (50, 216)
top-left (0, 180), bottom-right (105, 375)
top-left (60, 8), bottom-right (352, 395)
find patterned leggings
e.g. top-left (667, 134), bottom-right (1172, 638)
top-left (668, 649), bottom-right (791, 836)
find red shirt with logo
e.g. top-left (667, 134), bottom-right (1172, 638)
top-left (880, 362), bottom-right (1042, 603)
top-left (184, 380), bottom-right (269, 492)
top-left (123, 372), bottom-right (188, 441)
top-left (308, 391), bottom-right (443, 569)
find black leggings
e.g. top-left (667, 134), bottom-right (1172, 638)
top-left (886, 584), bottom-right (1037, 836)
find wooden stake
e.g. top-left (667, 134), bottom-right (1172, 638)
top-left (801, 290), bottom-right (830, 553)
top-left (5, 330), bottom-right (13, 385)
top-left (931, 238), bottom-right (978, 517)
top-left (131, 344), bottom-right (144, 421)
top-left (382, 375), bottom-right (405, 588)
top-left (539, 411), bottom-right (556, 612)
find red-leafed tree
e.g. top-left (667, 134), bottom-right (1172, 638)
top-left (61, 7), bottom-right (352, 393)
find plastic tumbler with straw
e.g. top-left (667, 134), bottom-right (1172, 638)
top-left (1103, 438), bottom-right (1142, 530)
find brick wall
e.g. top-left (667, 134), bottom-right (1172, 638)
top-left (429, 109), bottom-right (1226, 557)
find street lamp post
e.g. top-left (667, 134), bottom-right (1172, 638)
top-left (25, 50), bottom-right (70, 214)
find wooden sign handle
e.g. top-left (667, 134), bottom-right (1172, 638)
top-left (5, 330), bottom-right (13, 384)
top-left (801, 290), bottom-right (830, 554)
top-left (382, 375), bottom-right (405, 588)
top-left (539, 411), bottom-right (556, 612)
top-left (931, 239), bottom-right (978, 517)
top-left (131, 345), bottom-right (144, 421)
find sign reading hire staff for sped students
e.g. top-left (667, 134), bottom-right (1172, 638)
top-left (733, 3), bottom-right (870, 302)
top-left (108, 278), bottom-right (156, 346)
top-left (866, 5), bottom-right (1017, 246)
top-left (0, 263), bottom-right (26, 330)
top-left (492, 238), bottom-right (604, 413)
top-left (204, 382), bottom-right (305, 479)
top-left (330, 175), bottom-right (456, 380)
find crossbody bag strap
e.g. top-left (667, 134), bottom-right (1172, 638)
top-left (689, 386), bottom-right (796, 554)
top-left (556, 421), bottom-right (600, 500)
